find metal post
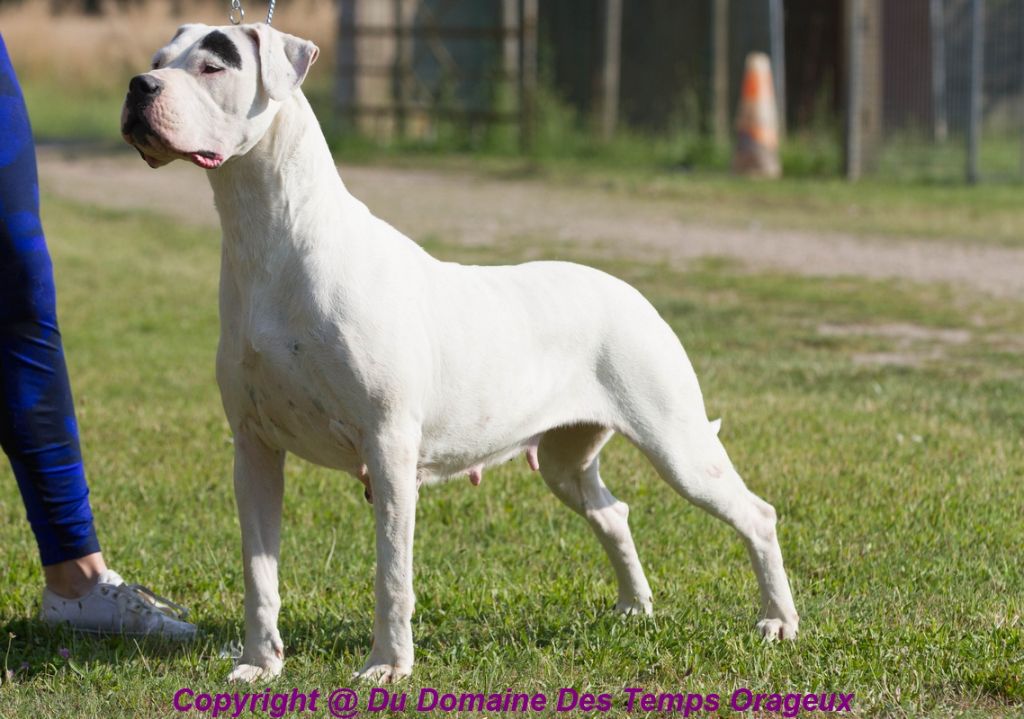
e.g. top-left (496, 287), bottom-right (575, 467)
top-left (1019, 0), bottom-right (1024, 179)
top-left (967, 0), bottom-right (984, 184)
top-left (930, 0), bottom-right (947, 142)
top-left (599, 0), bottom-right (623, 141)
top-left (845, 0), bottom-right (863, 181)
top-left (503, 0), bottom-right (519, 84)
top-left (392, 0), bottom-right (406, 138)
top-left (711, 0), bottom-right (730, 142)
top-left (336, 0), bottom-right (358, 124)
top-left (520, 0), bottom-right (538, 153)
top-left (768, 0), bottom-right (786, 138)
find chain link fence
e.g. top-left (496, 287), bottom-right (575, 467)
top-left (360, 0), bottom-right (1024, 182)
top-left (849, 0), bottom-right (1024, 182)
top-left (525, 0), bottom-right (1024, 183)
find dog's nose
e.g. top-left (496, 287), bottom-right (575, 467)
top-left (129, 74), bottom-right (163, 97)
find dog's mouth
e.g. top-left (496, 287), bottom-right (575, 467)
top-left (188, 150), bottom-right (225, 169)
top-left (126, 137), bottom-right (224, 170)
top-left (121, 110), bottom-right (224, 170)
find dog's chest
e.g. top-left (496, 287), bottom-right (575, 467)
top-left (228, 326), bottom-right (365, 473)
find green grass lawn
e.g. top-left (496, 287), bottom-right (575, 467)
top-left (0, 197), bottom-right (1021, 718)
top-left (21, 84), bottom-right (127, 146)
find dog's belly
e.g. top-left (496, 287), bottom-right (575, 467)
top-left (246, 376), bottom-right (544, 485)
top-left (241, 355), bottom-right (561, 486)
top-left (417, 431), bottom-right (539, 484)
top-left (416, 369), bottom-right (603, 484)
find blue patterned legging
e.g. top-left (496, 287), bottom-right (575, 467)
top-left (0, 34), bottom-right (100, 566)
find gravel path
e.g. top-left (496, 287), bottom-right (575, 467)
top-left (37, 147), bottom-right (1024, 299)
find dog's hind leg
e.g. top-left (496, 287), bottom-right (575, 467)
top-left (633, 419), bottom-right (799, 640)
top-left (227, 432), bottom-right (287, 682)
top-left (538, 424), bottom-right (653, 615)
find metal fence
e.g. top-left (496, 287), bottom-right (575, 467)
top-left (334, 0), bottom-right (537, 148)
top-left (678, 0), bottom-right (1024, 183)
top-left (847, 0), bottom-right (1024, 182)
top-left (331, 0), bottom-right (1024, 182)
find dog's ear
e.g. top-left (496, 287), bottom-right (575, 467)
top-left (246, 24), bottom-right (319, 102)
top-left (709, 418), bottom-right (722, 436)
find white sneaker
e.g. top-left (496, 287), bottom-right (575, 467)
top-left (40, 570), bottom-right (197, 640)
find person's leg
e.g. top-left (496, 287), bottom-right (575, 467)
top-left (0, 35), bottom-right (194, 639)
top-left (0, 33), bottom-right (106, 595)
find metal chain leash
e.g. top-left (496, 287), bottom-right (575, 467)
top-left (228, 0), bottom-right (276, 25)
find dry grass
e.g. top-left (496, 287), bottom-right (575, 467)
top-left (0, 0), bottom-right (338, 92)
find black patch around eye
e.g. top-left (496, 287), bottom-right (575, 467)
top-left (199, 30), bottom-right (242, 70)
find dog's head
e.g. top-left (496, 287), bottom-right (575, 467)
top-left (121, 23), bottom-right (318, 169)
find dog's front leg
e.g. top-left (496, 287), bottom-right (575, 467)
top-left (226, 431), bottom-right (286, 683)
top-left (354, 426), bottom-right (419, 683)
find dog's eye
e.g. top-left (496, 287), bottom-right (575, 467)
top-left (202, 65), bottom-right (224, 75)
top-left (151, 62), bottom-right (160, 70)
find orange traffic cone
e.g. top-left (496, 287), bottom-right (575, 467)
top-left (733, 52), bottom-right (781, 178)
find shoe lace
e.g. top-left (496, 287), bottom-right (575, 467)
top-left (111, 583), bottom-right (191, 621)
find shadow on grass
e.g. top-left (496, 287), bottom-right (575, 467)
top-left (4, 604), bottom-right (595, 677)
top-left (1, 616), bottom-right (194, 678)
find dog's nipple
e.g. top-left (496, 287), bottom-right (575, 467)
top-left (525, 435), bottom-right (541, 471)
top-left (525, 446), bottom-right (540, 472)
top-left (468, 465), bottom-right (484, 486)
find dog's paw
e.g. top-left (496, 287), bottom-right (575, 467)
top-left (227, 659), bottom-right (283, 683)
top-left (227, 642), bottom-right (285, 683)
top-left (352, 662), bottom-right (412, 684)
top-left (615, 596), bottom-right (653, 616)
top-left (756, 616), bottom-right (799, 641)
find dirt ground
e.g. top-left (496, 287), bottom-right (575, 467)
top-left (36, 146), bottom-right (1024, 299)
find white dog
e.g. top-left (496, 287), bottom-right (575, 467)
top-left (122, 24), bottom-right (799, 683)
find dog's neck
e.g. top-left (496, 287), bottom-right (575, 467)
top-left (207, 91), bottom-right (351, 274)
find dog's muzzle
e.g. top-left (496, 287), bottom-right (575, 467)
top-left (121, 74), bottom-right (163, 144)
